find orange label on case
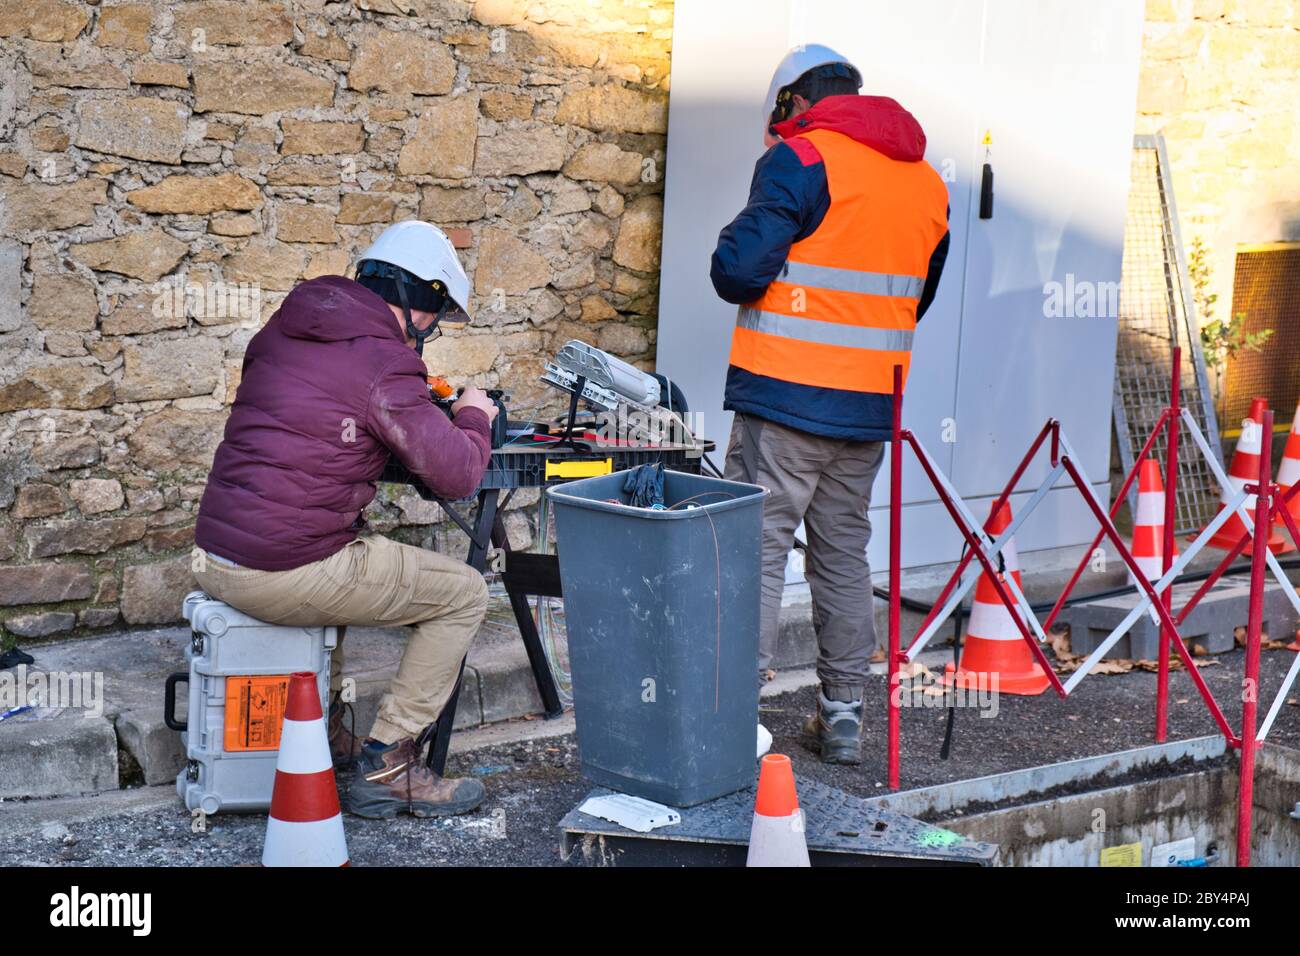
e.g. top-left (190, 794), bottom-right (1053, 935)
top-left (224, 675), bottom-right (291, 752)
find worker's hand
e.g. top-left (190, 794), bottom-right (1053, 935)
top-left (452, 385), bottom-right (499, 423)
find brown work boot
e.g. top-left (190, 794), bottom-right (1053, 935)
top-left (327, 694), bottom-right (363, 772)
top-left (345, 736), bottom-right (485, 819)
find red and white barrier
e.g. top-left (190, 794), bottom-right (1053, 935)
top-left (883, 351), bottom-right (1300, 867)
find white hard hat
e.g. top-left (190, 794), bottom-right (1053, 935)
top-left (356, 220), bottom-right (472, 324)
top-left (762, 44), bottom-right (860, 121)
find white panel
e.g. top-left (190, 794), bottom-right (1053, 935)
top-left (655, 0), bottom-right (790, 458)
top-left (950, 0), bottom-right (1144, 502)
top-left (656, 0), bottom-right (1144, 570)
top-left (793, 0), bottom-right (984, 503)
top-left (656, 0), bottom-right (979, 505)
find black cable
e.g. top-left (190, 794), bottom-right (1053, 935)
top-left (938, 540), bottom-right (1008, 760)
top-left (939, 543), bottom-right (967, 761)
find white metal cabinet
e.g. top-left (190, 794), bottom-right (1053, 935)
top-left (655, 0), bottom-right (1144, 570)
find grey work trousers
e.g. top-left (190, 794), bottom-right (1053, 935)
top-left (724, 412), bottom-right (886, 698)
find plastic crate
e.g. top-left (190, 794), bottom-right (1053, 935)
top-left (383, 444), bottom-right (704, 497)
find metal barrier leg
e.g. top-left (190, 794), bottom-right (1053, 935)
top-left (1236, 410), bottom-right (1273, 867)
top-left (1157, 349), bottom-right (1182, 743)
top-left (905, 431), bottom-right (1066, 696)
top-left (905, 421), bottom-right (1056, 656)
top-left (887, 366), bottom-right (903, 791)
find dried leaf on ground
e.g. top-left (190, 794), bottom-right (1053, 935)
top-left (1235, 625), bottom-right (1274, 648)
top-left (1051, 643), bottom-right (1219, 676)
top-left (897, 661), bottom-right (934, 681)
top-left (1134, 657), bottom-right (1218, 672)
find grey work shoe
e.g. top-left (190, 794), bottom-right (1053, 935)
top-left (800, 691), bottom-right (863, 765)
top-left (345, 736), bottom-right (485, 819)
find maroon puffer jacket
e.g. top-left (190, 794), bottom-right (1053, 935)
top-left (195, 275), bottom-right (491, 571)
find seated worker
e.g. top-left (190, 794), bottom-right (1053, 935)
top-left (193, 221), bottom-right (499, 820)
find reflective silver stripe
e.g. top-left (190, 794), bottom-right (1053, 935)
top-left (737, 307), bottom-right (913, 351)
top-left (781, 261), bottom-right (924, 299)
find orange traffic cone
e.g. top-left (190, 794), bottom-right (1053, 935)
top-left (746, 754), bottom-right (810, 867)
top-left (943, 500), bottom-right (1049, 696)
top-left (1201, 397), bottom-right (1283, 555)
top-left (1271, 399), bottom-right (1300, 554)
top-left (262, 672), bottom-right (349, 867)
top-left (1130, 459), bottom-right (1177, 583)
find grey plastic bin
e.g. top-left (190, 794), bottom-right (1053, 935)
top-left (547, 469), bottom-right (768, 807)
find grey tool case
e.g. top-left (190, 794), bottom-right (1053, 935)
top-left (166, 590), bottom-right (335, 815)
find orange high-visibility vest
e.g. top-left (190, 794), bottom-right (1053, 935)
top-left (729, 128), bottom-right (949, 395)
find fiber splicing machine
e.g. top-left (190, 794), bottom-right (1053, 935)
top-left (381, 340), bottom-right (711, 772)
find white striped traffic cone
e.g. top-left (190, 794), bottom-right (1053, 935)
top-left (1130, 458), bottom-right (1177, 583)
top-left (1201, 397), bottom-right (1283, 555)
top-left (1271, 399), bottom-right (1300, 554)
top-left (746, 754), bottom-right (810, 867)
top-left (262, 672), bottom-right (350, 867)
top-left (942, 500), bottom-right (1049, 696)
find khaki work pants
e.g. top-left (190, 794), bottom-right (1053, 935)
top-left (724, 412), bottom-right (886, 698)
top-left (193, 534), bottom-right (488, 744)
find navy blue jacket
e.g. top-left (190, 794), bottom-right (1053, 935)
top-left (711, 95), bottom-right (950, 442)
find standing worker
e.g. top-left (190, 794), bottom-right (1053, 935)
top-left (194, 221), bottom-right (498, 818)
top-left (711, 46), bottom-right (950, 764)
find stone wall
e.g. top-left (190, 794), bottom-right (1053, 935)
top-left (0, 0), bottom-right (671, 640)
top-left (1137, 0), bottom-right (1300, 324)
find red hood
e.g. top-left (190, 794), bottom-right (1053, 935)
top-left (772, 94), bottom-right (927, 162)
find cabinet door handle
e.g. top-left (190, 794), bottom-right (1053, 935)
top-left (979, 161), bottom-right (994, 219)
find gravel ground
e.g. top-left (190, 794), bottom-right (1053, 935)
top-left (770, 641), bottom-right (1300, 799)
top-left (1, 644), bottom-right (1296, 867)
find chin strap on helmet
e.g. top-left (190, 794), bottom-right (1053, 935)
top-left (395, 277), bottom-right (449, 358)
